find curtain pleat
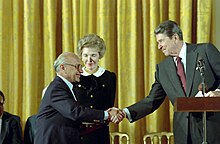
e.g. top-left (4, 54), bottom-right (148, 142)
top-left (43, 0), bottom-right (57, 86)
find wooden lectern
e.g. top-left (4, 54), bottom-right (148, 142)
top-left (174, 97), bottom-right (220, 112)
top-left (174, 97), bottom-right (220, 144)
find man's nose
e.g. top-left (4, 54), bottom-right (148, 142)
top-left (87, 56), bottom-right (92, 61)
top-left (158, 44), bottom-right (162, 50)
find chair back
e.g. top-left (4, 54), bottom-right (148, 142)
top-left (143, 132), bottom-right (174, 144)
top-left (110, 132), bottom-right (130, 144)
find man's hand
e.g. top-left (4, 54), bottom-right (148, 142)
top-left (107, 107), bottom-right (126, 124)
top-left (205, 91), bottom-right (220, 97)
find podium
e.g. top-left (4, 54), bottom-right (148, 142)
top-left (174, 97), bottom-right (220, 112)
top-left (174, 97), bottom-right (220, 144)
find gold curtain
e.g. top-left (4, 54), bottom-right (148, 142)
top-left (0, 0), bottom-right (214, 143)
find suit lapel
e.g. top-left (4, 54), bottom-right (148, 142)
top-left (166, 57), bottom-right (186, 96)
top-left (185, 44), bottom-right (198, 97)
top-left (55, 76), bottom-right (78, 101)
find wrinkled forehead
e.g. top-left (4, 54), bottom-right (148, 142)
top-left (68, 56), bottom-right (82, 64)
top-left (82, 47), bottom-right (99, 53)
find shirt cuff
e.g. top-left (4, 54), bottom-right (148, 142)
top-left (104, 111), bottom-right (109, 120)
top-left (123, 108), bottom-right (132, 122)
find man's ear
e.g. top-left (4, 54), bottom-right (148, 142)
top-left (173, 33), bottom-right (179, 40)
top-left (60, 64), bottom-right (65, 70)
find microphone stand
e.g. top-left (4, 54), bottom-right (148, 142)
top-left (197, 59), bottom-right (207, 144)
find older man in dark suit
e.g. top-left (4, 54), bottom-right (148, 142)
top-left (112, 20), bottom-right (220, 144)
top-left (34, 52), bottom-right (120, 144)
top-left (0, 90), bottom-right (23, 144)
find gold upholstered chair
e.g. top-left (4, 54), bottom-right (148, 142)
top-left (110, 132), bottom-right (130, 144)
top-left (143, 132), bottom-right (174, 144)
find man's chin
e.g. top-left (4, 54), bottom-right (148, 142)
top-left (75, 78), bottom-right (80, 82)
top-left (163, 53), bottom-right (169, 56)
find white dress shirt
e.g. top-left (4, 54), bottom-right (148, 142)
top-left (57, 74), bottom-right (78, 101)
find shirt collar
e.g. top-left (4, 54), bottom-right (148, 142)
top-left (179, 42), bottom-right (187, 60)
top-left (173, 42), bottom-right (187, 61)
top-left (81, 66), bottom-right (105, 77)
top-left (57, 74), bottom-right (73, 90)
top-left (173, 42), bottom-right (187, 73)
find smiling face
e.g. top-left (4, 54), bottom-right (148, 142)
top-left (62, 57), bottom-right (83, 82)
top-left (154, 20), bottom-right (184, 57)
top-left (55, 52), bottom-right (83, 83)
top-left (81, 47), bottom-right (100, 73)
top-left (156, 33), bottom-right (180, 57)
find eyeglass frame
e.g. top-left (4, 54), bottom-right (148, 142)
top-left (63, 63), bottom-right (82, 71)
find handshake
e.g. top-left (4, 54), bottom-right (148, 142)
top-left (106, 107), bottom-right (127, 124)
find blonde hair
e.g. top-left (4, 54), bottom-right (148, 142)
top-left (77, 34), bottom-right (106, 59)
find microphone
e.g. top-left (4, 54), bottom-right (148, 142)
top-left (196, 57), bottom-right (206, 95)
top-left (196, 57), bottom-right (205, 76)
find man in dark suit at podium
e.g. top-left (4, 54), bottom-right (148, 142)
top-left (113, 20), bottom-right (220, 144)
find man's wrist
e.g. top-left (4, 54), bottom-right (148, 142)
top-left (104, 111), bottom-right (110, 121)
top-left (123, 108), bottom-right (132, 121)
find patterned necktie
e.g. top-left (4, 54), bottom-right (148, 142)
top-left (176, 57), bottom-right (186, 93)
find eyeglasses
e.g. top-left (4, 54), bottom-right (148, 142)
top-left (64, 63), bottom-right (82, 71)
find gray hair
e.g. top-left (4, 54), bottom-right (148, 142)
top-left (77, 34), bottom-right (106, 59)
top-left (154, 20), bottom-right (183, 40)
top-left (54, 53), bottom-right (71, 72)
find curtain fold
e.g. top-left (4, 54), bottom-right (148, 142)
top-left (197, 0), bottom-right (212, 43)
top-left (43, 0), bottom-right (57, 86)
top-left (62, 0), bottom-right (74, 52)
top-left (22, 0), bottom-right (44, 127)
top-left (10, 0), bottom-right (23, 115)
top-left (0, 0), bottom-right (215, 143)
top-left (0, 0), bottom-right (13, 111)
top-left (180, 0), bottom-right (193, 43)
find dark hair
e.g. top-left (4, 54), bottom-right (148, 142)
top-left (154, 20), bottom-right (183, 40)
top-left (0, 90), bottom-right (5, 101)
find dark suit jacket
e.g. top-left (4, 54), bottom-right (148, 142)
top-left (127, 43), bottom-right (220, 144)
top-left (24, 114), bottom-right (37, 144)
top-left (34, 76), bottom-right (105, 144)
top-left (0, 112), bottom-right (23, 144)
top-left (74, 69), bottom-right (116, 144)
